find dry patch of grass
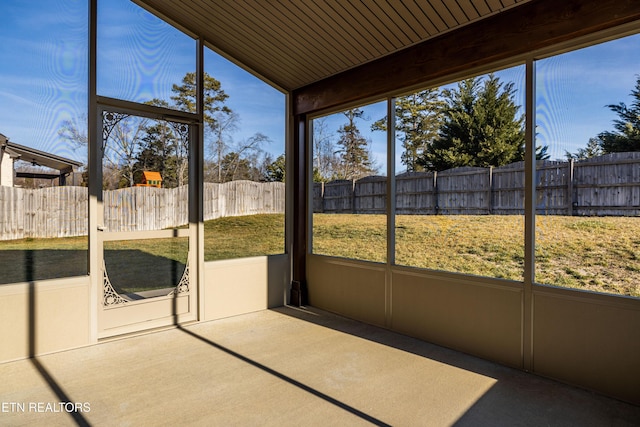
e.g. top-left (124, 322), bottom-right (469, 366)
top-left (535, 216), bottom-right (640, 296)
top-left (312, 214), bottom-right (387, 263)
top-left (395, 215), bottom-right (525, 280)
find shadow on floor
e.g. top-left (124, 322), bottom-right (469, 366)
top-left (27, 255), bottom-right (92, 427)
top-left (175, 324), bottom-right (392, 427)
top-left (272, 305), bottom-right (640, 426)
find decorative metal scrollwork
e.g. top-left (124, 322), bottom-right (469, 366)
top-left (102, 253), bottom-right (189, 305)
top-left (102, 110), bottom-right (129, 151)
top-left (167, 258), bottom-right (190, 296)
top-left (103, 261), bottom-right (128, 306)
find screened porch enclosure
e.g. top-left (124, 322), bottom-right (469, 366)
top-left (0, 0), bottom-right (639, 414)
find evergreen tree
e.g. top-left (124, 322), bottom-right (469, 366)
top-left (170, 72), bottom-right (231, 126)
top-left (371, 88), bottom-right (445, 172)
top-left (219, 152), bottom-right (256, 181)
top-left (335, 108), bottom-right (375, 180)
top-left (134, 121), bottom-right (176, 186)
top-left (138, 100), bottom-right (189, 188)
top-left (171, 72), bottom-right (234, 182)
top-left (536, 144), bottom-right (551, 160)
top-left (565, 137), bottom-right (603, 160)
top-left (420, 74), bottom-right (525, 171)
top-left (263, 154), bottom-right (286, 182)
top-left (597, 76), bottom-right (640, 153)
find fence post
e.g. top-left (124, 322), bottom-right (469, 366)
top-left (488, 166), bottom-right (493, 214)
top-left (352, 179), bottom-right (356, 214)
top-left (568, 159), bottom-right (574, 216)
top-left (433, 171), bottom-right (439, 214)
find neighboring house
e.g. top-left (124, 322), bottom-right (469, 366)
top-left (0, 134), bottom-right (16, 186)
top-left (0, 133), bottom-right (82, 187)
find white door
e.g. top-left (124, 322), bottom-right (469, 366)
top-left (95, 103), bottom-right (198, 338)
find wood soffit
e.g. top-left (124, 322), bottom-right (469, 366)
top-left (133, 0), bottom-right (640, 115)
top-left (133, 0), bottom-right (531, 91)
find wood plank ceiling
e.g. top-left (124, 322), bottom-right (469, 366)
top-left (134, 0), bottom-right (531, 92)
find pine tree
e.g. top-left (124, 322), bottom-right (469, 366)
top-left (134, 121), bottom-right (177, 186)
top-left (565, 137), bottom-right (603, 160)
top-left (371, 89), bottom-right (445, 172)
top-left (170, 72), bottom-right (231, 126)
top-left (171, 72), bottom-right (235, 182)
top-left (420, 74), bottom-right (525, 171)
top-left (597, 75), bottom-right (640, 153)
top-left (335, 108), bottom-right (375, 180)
top-left (264, 154), bottom-right (286, 182)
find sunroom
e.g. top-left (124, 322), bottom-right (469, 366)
top-left (0, 0), bottom-right (639, 421)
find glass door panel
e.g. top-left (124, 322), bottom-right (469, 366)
top-left (97, 105), bottom-right (196, 337)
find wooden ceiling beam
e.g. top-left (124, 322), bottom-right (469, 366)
top-left (293, 0), bottom-right (640, 115)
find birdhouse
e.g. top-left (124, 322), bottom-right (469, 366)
top-left (138, 171), bottom-right (163, 188)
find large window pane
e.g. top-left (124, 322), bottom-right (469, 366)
top-left (312, 101), bottom-right (388, 263)
top-left (535, 34), bottom-right (640, 298)
top-left (97, 0), bottom-right (195, 109)
top-left (0, 0), bottom-right (88, 284)
top-left (394, 66), bottom-right (526, 280)
top-left (203, 48), bottom-right (286, 261)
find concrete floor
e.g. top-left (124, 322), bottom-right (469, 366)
top-left (1, 306), bottom-right (639, 426)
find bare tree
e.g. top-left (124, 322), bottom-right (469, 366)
top-left (58, 115), bottom-right (89, 171)
top-left (208, 111), bottom-right (239, 182)
top-left (312, 117), bottom-right (339, 181)
top-left (103, 114), bottom-right (147, 188)
top-left (220, 133), bottom-right (271, 182)
top-left (59, 112), bottom-right (147, 188)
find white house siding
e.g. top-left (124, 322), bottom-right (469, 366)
top-left (0, 148), bottom-right (14, 187)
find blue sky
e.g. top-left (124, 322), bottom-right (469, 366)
top-left (1, 0), bottom-right (639, 169)
top-left (320, 36), bottom-right (640, 172)
top-left (0, 0), bottom-right (286, 165)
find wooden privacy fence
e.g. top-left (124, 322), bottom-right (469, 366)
top-left (1, 152), bottom-right (638, 240)
top-left (314, 152), bottom-right (640, 216)
top-left (0, 180), bottom-right (285, 240)
top-left (202, 180), bottom-right (284, 222)
top-left (0, 186), bottom-right (88, 240)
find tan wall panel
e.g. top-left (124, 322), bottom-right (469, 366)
top-left (203, 254), bottom-right (288, 321)
top-left (99, 294), bottom-right (190, 335)
top-left (533, 289), bottom-right (640, 404)
top-left (0, 277), bottom-right (91, 363)
top-left (391, 270), bottom-right (523, 368)
top-left (307, 255), bottom-right (386, 327)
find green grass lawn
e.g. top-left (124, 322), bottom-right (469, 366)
top-left (312, 214), bottom-right (639, 297)
top-left (203, 214), bottom-right (285, 260)
top-left (1, 213), bottom-right (638, 297)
